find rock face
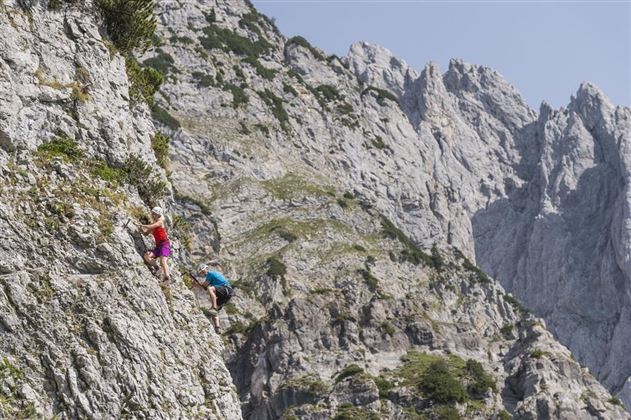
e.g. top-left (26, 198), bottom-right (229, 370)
top-left (1, 0), bottom-right (630, 419)
top-left (0, 1), bottom-right (241, 418)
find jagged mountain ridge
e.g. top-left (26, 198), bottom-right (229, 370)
top-left (0, 0), bottom-right (629, 419)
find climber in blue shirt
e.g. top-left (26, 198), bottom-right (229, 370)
top-left (189, 260), bottom-right (234, 332)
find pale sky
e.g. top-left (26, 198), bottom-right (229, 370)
top-left (252, 0), bottom-right (631, 110)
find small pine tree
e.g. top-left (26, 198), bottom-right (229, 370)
top-left (99, 0), bottom-right (157, 53)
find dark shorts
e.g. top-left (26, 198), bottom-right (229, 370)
top-left (213, 285), bottom-right (234, 307)
top-left (152, 241), bottom-right (171, 258)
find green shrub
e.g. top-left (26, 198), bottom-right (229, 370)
top-left (143, 49), bottom-right (177, 75)
top-left (421, 361), bottom-right (467, 404)
top-left (433, 406), bottom-right (462, 420)
top-left (336, 364), bottom-right (364, 383)
top-left (283, 83), bottom-right (298, 96)
top-left (315, 84), bottom-right (342, 102)
top-left (530, 349), bottom-right (546, 359)
top-left (192, 71), bottom-right (214, 87)
top-left (126, 56), bottom-right (163, 105)
top-left (285, 36), bottom-right (325, 60)
top-left (200, 24), bottom-right (272, 58)
top-left (255, 123), bottom-right (270, 137)
top-left (243, 56), bottom-right (277, 80)
top-left (430, 245), bottom-right (445, 271)
top-left (464, 359), bottom-right (496, 399)
top-left (373, 376), bottom-right (394, 399)
top-left (151, 104), bottom-right (181, 130)
top-left (337, 102), bottom-right (353, 115)
top-left (337, 198), bottom-right (349, 208)
top-left (151, 132), bottom-right (170, 168)
top-left (361, 86), bottom-right (399, 106)
top-left (37, 134), bottom-right (83, 162)
top-left (609, 397), bottom-right (623, 407)
top-left (343, 191), bottom-right (354, 200)
top-left (277, 229), bottom-right (298, 242)
top-left (92, 160), bottom-right (126, 184)
top-left (462, 259), bottom-right (490, 284)
top-left (123, 155), bottom-right (166, 206)
top-left (205, 8), bottom-right (216, 24)
top-left (370, 136), bottom-right (387, 150)
top-left (503, 294), bottom-right (523, 311)
top-left (381, 216), bottom-right (432, 266)
top-left (224, 83), bottom-right (249, 107)
top-left (99, 0), bottom-right (157, 54)
top-left (358, 268), bottom-right (379, 292)
top-left (500, 323), bottom-right (514, 339)
top-left (257, 89), bottom-right (289, 130)
top-left (266, 256), bottom-right (287, 279)
top-left (48, 0), bottom-right (75, 10)
top-left (353, 244), bottom-right (366, 252)
top-left (498, 410), bottom-right (512, 420)
top-left (172, 215), bottom-right (192, 251)
top-left (381, 321), bottom-right (395, 336)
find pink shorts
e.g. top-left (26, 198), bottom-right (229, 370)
top-left (152, 241), bottom-right (171, 258)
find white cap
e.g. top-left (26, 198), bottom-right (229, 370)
top-left (151, 206), bottom-right (163, 215)
top-left (197, 263), bottom-right (209, 272)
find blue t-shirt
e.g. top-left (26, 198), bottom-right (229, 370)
top-left (205, 271), bottom-right (230, 287)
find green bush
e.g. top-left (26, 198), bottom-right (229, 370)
top-left (503, 294), bottom-right (523, 311)
top-left (243, 56), bottom-right (277, 80)
top-left (37, 134), bottom-right (83, 162)
top-left (336, 364), bottom-right (364, 383)
top-left (143, 49), bottom-right (177, 75)
top-left (609, 397), bottom-right (623, 407)
top-left (315, 84), bottom-right (342, 102)
top-left (48, 0), bottom-right (75, 10)
top-left (192, 71), bottom-right (215, 87)
top-left (464, 359), bottom-right (496, 399)
top-left (361, 86), bottom-right (399, 106)
top-left (200, 25), bottom-right (272, 58)
top-left (224, 83), bottom-right (249, 107)
top-left (498, 410), bottom-right (512, 420)
top-left (99, 0), bottom-right (157, 54)
top-left (337, 198), bottom-right (349, 208)
top-left (151, 132), bottom-right (170, 168)
top-left (286, 36), bottom-right (325, 60)
top-left (462, 259), bottom-right (490, 284)
top-left (433, 406), bottom-right (462, 420)
top-left (500, 323), bottom-right (514, 339)
top-left (529, 349), bottom-right (546, 359)
top-left (151, 104), bottom-right (181, 130)
top-left (266, 256), bottom-right (287, 279)
top-left (172, 215), bottom-right (192, 251)
top-left (92, 160), bottom-right (126, 184)
top-left (283, 83), bottom-right (298, 96)
top-left (257, 89), bottom-right (289, 130)
top-left (430, 245), bottom-right (445, 271)
top-left (126, 56), bottom-right (163, 105)
top-left (381, 216), bottom-right (432, 266)
top-left (373, 376), bottom-right (394, 399)
top-left (357, 268), bottom-right (379, 292)
top-left (420, 361), bottom-right (467, 404)
top-left (123, 155), bottom-right (166, 206)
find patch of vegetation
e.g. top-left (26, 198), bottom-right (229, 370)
top-left (277, 229), bottom-right (298, 243)
top-left (370, 136), bottom-right (387, 150)
top-left (500, 323), bottom-right (514, 339)
top-left (143, 48), bottom-right (177, 75)
top-left (151, 132), bottom-right (170, 169)
top-left (285, 36), bottom-right (325, 60)
top-left (357, 268), bottom-right (379, 292)
top-left (332, 403), bottom-right (380, 420)
top-left (361, 86), bottom-right (399, 106)
top-left (151, 104), bottom-right (181, 130)
top-left (283, 83), bottom-right (298, 96)
top-left (99, 0), bottom-right (157, 54)
top-left (373, 375), bottom-right (394, 399)
top-left (266, 256), bottom-right (287, 279)
top-left (200, 24), bottom-right (272, 58)
top-left (430, 245), bottom-right (445, 271)
top-left (257, 89), bottom-right (289, 130)
top-left (224, 83), bottom-right (249, 107)
top-left (243, 56), bottom-right (277, 80)
top-left (353, 244), bottom-right (366, 252)
top-left (173, 190), bottom-right (212, 215)
top-left (310, 288), bottom-right (335, 295)
top-left (281, 374), bottom-right (329, 397)
top-left (126, 56), bottom-right (163, 105)
top-left (609, 397), bottom-right (623, 407)
top-left (433, 405), bottom-right (461, 420)
top-left (503, 294), bottom-right (523, 311)
top-left (262, 173), bottom-right (335, 200)
top-left (462, 258), bottom-right (490, 284)
top-left (172, 215), bottom-right (192, 252)
top-left (529, 349), bottom-right (547, 359)
top-left (381, 216), bottom-right (432, 266)
top-left (0, 358), bottom-right (23, 381)
top-left (254, 123), bottom-right (269, 137)
top-left (123, 155), bottom-right (166, 206)
top-left (37, 133), bottom-right (83, 162)
top-left (315, 84), bottom-right (342, 103)
top-left (337, 198), bottom-right (349, 208)
top-left (335, 364), bottom-right (364, 383)
top-left (498, 410), bottom-right (512, 420)
top-left (464, 359), bottom-right (496, 399)
top-left (381, 321), bottom-right (395, 336)
top-left (48, 0), bottom-right (76, 10)
top-left (421, 360), bottom-right (467, 404)
top-left (192, 72), bottom-right (215, 87)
